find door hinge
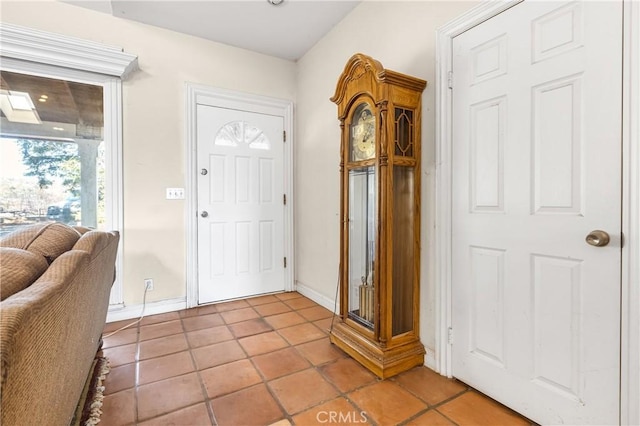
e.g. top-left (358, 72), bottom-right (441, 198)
top-left (448, 327), bottom-right (453, 344)
top-left (283, 194), bottom-right (287, 205)
top-left (283, 130), bottom-right (286, 142)
top-left (284, 257), bottom-right (287, 268)
top-left (447, 71), bottom-right (453, 90)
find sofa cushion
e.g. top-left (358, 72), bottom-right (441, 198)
top-left (0, 248), bottom-right (49, 300)
top-left (73, 231), bottom-right (116, 260)
top-left (0, 222), bottom-right (81, 264)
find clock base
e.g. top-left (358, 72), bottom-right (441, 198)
top-left (330, 321), bottom-right (425, 379)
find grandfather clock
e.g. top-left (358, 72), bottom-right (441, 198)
top-left (330, 53), bottom-right (426, 379)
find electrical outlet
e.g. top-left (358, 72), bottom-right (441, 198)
top-left (166, 188), bottom-right (185, 199)
top-left (144, 278), bottom-right (154, 291)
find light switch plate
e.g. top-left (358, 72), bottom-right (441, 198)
top-left (166, 188), bottom-right (185, 199)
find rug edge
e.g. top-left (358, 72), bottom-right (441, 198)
top-left (71, 356), bottom-right (110, 426)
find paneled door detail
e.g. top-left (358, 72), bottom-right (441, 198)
top-left (451, 1), bottom-right (622, 424)
top-left (197, 105), bottom-right (285, 304)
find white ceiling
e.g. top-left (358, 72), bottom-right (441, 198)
top-left (63, 0), bottom-right (361, 61)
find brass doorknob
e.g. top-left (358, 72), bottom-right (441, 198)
top-left (586, 230), bottom-right (610, 247)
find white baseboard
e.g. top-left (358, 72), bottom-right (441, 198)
top-left (424, 347), bottom-right (438, 372)
top-left (106, 297), bottom-right (187, 323)
top-left (295, 280), bottom-right (339, 314)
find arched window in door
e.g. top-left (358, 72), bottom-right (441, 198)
top-left (214, 121), bottom-right (271, 150)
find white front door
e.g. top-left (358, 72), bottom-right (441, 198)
top-left (197, 105), bottom-right (285, 304)
top-left (451, 1), bottom-right (622, 424)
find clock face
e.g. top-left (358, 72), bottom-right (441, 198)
top-left (350, 103), bottom-right (375, 161)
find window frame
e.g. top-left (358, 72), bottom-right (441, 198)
top-left (0, 59), bottom-right (124, 304)
top-left (0, 24), bottom-right (136, 305)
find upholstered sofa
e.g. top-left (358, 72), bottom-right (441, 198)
top-left (0, 222), bottom-right (119, 426)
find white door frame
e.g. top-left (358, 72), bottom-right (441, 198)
top-left (435, 1), bottom-right (639, 424)
top-left (185, 83), bottom-right (294, 308)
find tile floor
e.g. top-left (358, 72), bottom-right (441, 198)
top-left (101, 292), bottom-right (533, 426)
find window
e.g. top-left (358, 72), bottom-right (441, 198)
top-left (215, 121), bottom-right (271, 150)
top-left (0, 23), bottom-right (137, 305)
top-left (0, 71), bottom-right (106, 232)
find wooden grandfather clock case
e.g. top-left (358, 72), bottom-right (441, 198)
top-left (330, 53), bottom-right (427, 378)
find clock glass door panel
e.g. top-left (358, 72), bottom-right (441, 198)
top-left (392, 165), bottom-right (414, 335)
top-left (348, 166), bottom-right (376, 328)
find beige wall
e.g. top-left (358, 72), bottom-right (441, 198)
top-left (0, 0), bottom-right (297, 306)
top-left (295, 0), bottom-right (477, 354)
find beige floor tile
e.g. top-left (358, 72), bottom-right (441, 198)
top-left (103, 363), bottom-right (135, 395)
top-left (252, 347), bottom-right (310, 380)
top-left (268, 420), bottom-right (292, 426)
top-left (101, 388), bottom-right (136, 425)
top-left (138, 320), bottom-right (184, 342)
top-left (228, 317), bottom-right (273, 338)
top-left (348, 381), bottom-right (427, 425)
top-left (313, 317), bottom-right (338, 334)
top-left (138, 333), bottom-right (189, 360)
top-left (181, 313), bottom-right (224, 332)
top-left (200, 359), bottom-right (263, 398)
top-left (138, 403), bottom-right (213, 426)
top-left (139, 311), bottom-right (180, 326)
top-left (319, 357), bottom-right (377, 393)
top-left (195, 304), bottom-right (219, 316)
top-left (392, 366), bottom-right (467, 405)
top-left (220, 307), bottom-right (259, 324)
top-left (103, 343), bottom-right (136, 368)
top-left (268, 369), bottom-right (339, 415)
top-left (275, 292), bottom-right (303, 301)
top-left (436, 391), bottom-right (530, 426)
top-left (264, 311), bottom-right (307, 329)
top-left (406, 410), bottom-right (455, 426)
top-left (180, 304), bottom-right (219, 318)
top-left (295, 338), bottom-right (346, 366)
top-left (297, 306), bottom-right (334, 321)
top-left (137, 351), bottom-right (195, 385)
top-left (191, 339), bottom-right (246, 370)
top-left (103, 319), bottom-right (136, 333)
top-left (186, 325), bottom-right (233, 348)
top-left (253, 301), bottom-right (292, 317)
top-left (246, 294), bottom-right (280, 306)
top-left (102, 327), bottom-right (138, 349)
top-left (278, 322), bottom-right (326, 345)
top-left (292, 397), bottom-right (368, 426)
top-left (137, 373), bottom-right (204, 421)
top-left (211, 384), bottom-right (284, 426)
top-left (283, 297), bottom-right (318, 310)
top-left (214, 299), bottom-right (251, 312)
top-left (238, 331), bottom-right (289, 356)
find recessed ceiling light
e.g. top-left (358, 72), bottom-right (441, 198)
top-left (38, 98), bottom-right (47, 102)
top-left (267, 0), bottom-right (284, 5)
top-left (40, 95), bottom-right (48, 99)
top-left (53, 127), bottom-right (65, 131)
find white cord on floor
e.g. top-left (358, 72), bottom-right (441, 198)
top-left (102, 282), bottom-right (151, 339)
